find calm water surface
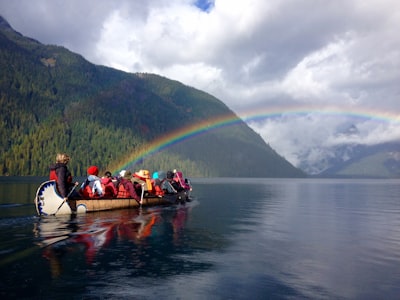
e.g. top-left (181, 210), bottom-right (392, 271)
top-left (0, 177), bottom-right (399, 299)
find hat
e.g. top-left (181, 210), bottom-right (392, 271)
top-left (166, 170), bottom-right (174, 179)
top-left (119, 170), bottom-right (126, 177)
top-left (123, 170), bottom-right (132, 179)
top-left (87, 165), bottom-right (99, 176)
top-left (135, 169), bottom-right (150, 179)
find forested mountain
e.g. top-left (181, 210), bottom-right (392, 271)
top-left (0, 16), bottom-right (305, 177)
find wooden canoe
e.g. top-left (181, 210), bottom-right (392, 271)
top-left (35, 180), bottom-right (189, 216)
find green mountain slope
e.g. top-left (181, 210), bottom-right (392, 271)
top-left (0, 16), bottom-right (304, 177)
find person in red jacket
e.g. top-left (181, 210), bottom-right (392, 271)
top-left (49, 153), bottom-right (77, 199)
top-left (117, 171), bottom-right (141, 204)
top-left (101, 171), bottom-right (118, 198)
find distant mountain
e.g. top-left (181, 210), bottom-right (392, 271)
top-left (0, 16), bottom-right (304, 178)
top-left (295, 121), bottom-right (400, 178)
top-left (318, 142), bottom-right (400, 178)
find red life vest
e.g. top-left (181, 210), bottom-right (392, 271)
top-left (49, 168), bottom-right (72, 183)
top-left (103, 184), bottom-right (116, 198)
top-left (154, 184), bottom-right (164, 196)
top-left (151, 179), bottom-right (164, 196)
top-left (49, 169), bottom-right (57, 181)
top-left (101, 178), bottom-right (117, 198)
top-left (117, 183), bottom-right (130, 198)
top-left (80, 183), bottom-right (105, 199)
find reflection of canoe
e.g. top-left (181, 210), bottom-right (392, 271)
top-left (35, 180), bottom-right (190, 216)
top-left (34, 207), bottom-right (191, 274)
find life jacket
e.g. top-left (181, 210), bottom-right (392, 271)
top-left (49, 166), bottom-right (72, 183)
top-left (101, 177), bottom-right (117, 198)
top-left (151, 179), bottom-right (165, 196)
top-left (154, 185), bottom-right (165, 196)
top-left (134, 169), bottom-right (153, 193)
top-left (174, 171), bottom-right (191, 190)
top-left (49, 169), bottom-right (57, 181)
top-left (49, 164), bottom-right (73, 197)
top-left (117, 182), bottom-right (130, 198)
top-left (80, 180), bottom-right (104, 199)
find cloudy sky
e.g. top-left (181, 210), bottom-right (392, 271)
top-left (1, 0), bottom-right (399, 171)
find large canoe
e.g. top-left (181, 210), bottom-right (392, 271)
top-left (35, 180), bottom-right (190, 216)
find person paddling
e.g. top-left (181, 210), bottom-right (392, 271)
top-left (49, 153), bottom-right (78, 200)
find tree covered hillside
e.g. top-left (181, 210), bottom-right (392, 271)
top-left (0, 16), bottom-right (304, 178)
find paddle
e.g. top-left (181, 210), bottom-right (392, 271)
top-left (140, 182), bottom-right (145, 206)
top-left (52, 182), bottom-right (79, 216)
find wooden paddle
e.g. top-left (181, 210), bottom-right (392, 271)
top-left (51, 182), bottom-right (79, 216)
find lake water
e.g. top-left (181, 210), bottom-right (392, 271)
top-left (0, 177), bottom-right (399, 299)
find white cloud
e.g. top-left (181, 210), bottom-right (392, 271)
top-left (249, 113), bottom-right (400, 173)
top-left (0, 0), bottom-right (399, 171)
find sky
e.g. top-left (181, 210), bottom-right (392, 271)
top-left (1, 0), bottom-right (399, 172)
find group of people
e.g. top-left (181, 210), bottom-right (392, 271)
top-left (49, 153), bottom-right (192, 202)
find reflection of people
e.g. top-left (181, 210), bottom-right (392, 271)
top-left (37, 214), bottom-right (79, 278)
top-left (137, 214), bottom-right (157, 239)
top-left (42, 245), bottom-right (65, 278)
top-left (49, 153), bottom-right (77, 199)
top-left (172, 206), bottom-right (189, 244)
top-left (37, 207), bottom-right (191, 274)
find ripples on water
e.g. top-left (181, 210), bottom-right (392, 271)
top-left (0, 178), bottom-right (399, 299)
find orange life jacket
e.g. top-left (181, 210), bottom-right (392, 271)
top-left (117, 183), bottom-right (130, 198)
top-left (80, 183), bottom-right (105, 199)
top-left (134, 170), bottom-right (153, 193)
top-left (151, 179), bottom-right (165, 196)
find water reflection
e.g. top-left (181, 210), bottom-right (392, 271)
top-left (3, 179), bottom-right (400, 299)
top-left (33, 205), bottom-right (193, 278)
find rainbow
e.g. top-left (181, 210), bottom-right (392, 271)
top-left (111, 112), bottom-right (242, 173)
top-left (240, 104), bottom-right (400, 124)
top-left (111, 105), bottom-right (400, 173)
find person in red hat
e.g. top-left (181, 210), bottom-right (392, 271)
top-left (87, 166), bottom-right (99, 176)
top-left (79, 165), bottom-right (104, 198)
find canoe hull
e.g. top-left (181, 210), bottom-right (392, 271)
top-left (35, 180), bottom-right (188, 216)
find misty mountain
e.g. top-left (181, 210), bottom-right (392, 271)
top-left (318, 142), bottom-right (400, 178)
top-left (0, 16), bottom-right (304, 178)
top-left (298, 123), bottom-right (400, 178)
